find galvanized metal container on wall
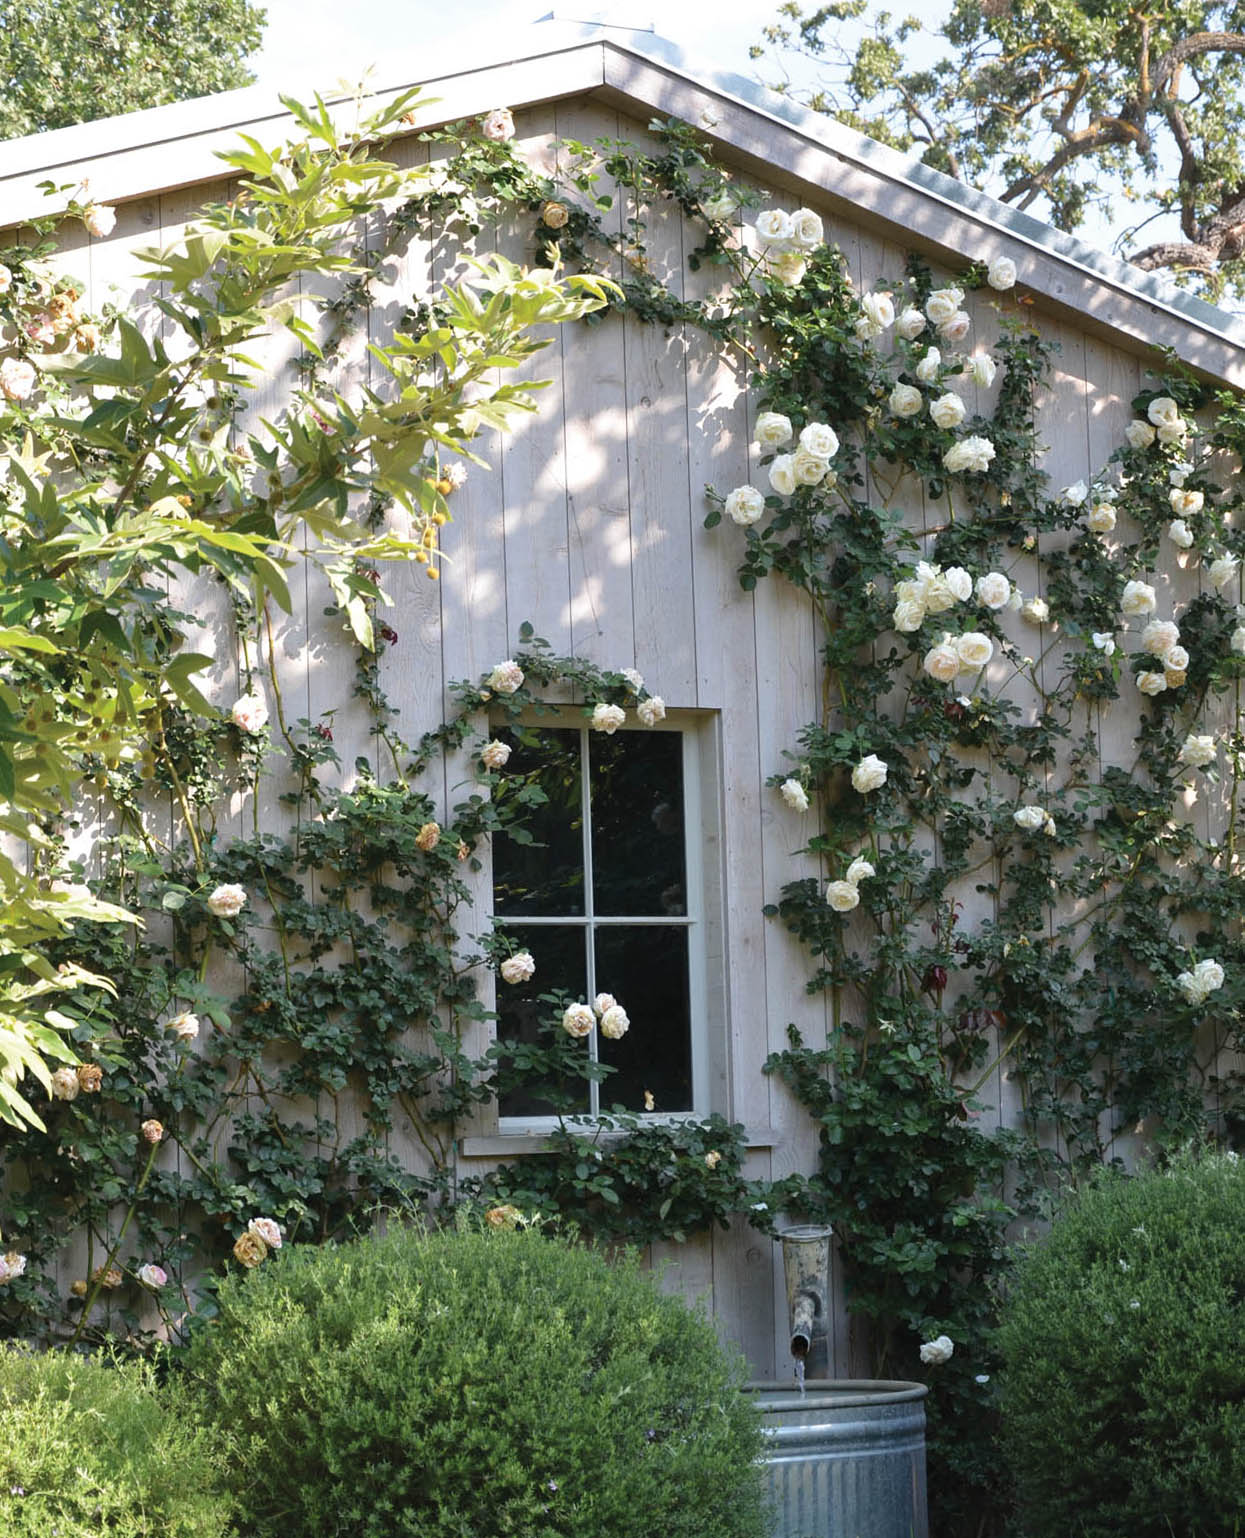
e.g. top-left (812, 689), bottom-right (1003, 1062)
top-left (746, 1380), bottom-right (929, 1538)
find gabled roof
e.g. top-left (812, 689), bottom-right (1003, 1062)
top-left (2, 28), bottom-right (1242, 387)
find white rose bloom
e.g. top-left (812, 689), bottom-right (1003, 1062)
top-left (481, 108), bottom-right (515, 141)
top-left (1091, 632), bottom-right (1116, 656)
top-left (248, 1217), bottom-right (283, 1250)
top-left (1136, 671), bottom-right (1168, 696)
top-left (487, 659), bottom-right (524, 694)
top-left (1170, 488), bottom-right (1204, 518)
top-left (562, 1002), bottom-right (596, 1038)
top-left (620, 668), bottom-right (644, 694)
top-left (780, 778), bottom-right (810, 812)
top-left (923, 638), bottom-right (961, 683)
top-left (1157, 420), bottom-right (1188, 447)
top-left (943, 436), bottom-right (995, 474)
top-left (1209, 555), bottom-right (1239, 589)
top-left (500, 951), bottom-right (536, 984)
top-left (755, 411), bottom-right (794, 449)
top-left (0, 357), bottom-right (36, 401)
top-left (599, 1004), bottom-right (629, 1039)
top-left (1021, 597), bottom-right (1049, 624)
top-left (860, 292), bottom-right (896, 334)
top-left (1013, 804), bottom-right (1046, 831)
top-left (915, 347), bottom-right (942, 383)
top-left (207, 883), bottom-right (246, 918)
top-left (956, 631), bottom-right (994, 670)
top-left (593, 992), bottom-right (617, 1014)
top-left (938, 310), bottom-right (972, 344)
top-left (768, 454), bottom-right (797, 497)
top-left (793, 446), bottom-right (832, 486)
top-left (889, 383), bottom-right (924, 418)
top-left (825, 879), bottom-right (861, 912)
top-left (919, 1334), bottom-right (954, 1365)
top-left (726, 485), bottom-right (766, 526)
top-left (1164, 644), bottom-right (1190, 672)
top-left (1008, 587), bottom-right (1024, 611)
top-left (851, 754), bottom-right (889, 793)
top-left (1147, 396), bottom-right (1182, 429)
top-left (923, 573), bottom-right (957, 614)
top-left (1233, 626), bottom-right (1245, 653)
top-left (1125, 419), bottom-right (1157, 449)
top-left (987, 256), bottom-right (1017, 290)
top-left (925, 288), bottom-right (964, 326)
top-left (944, 567), bottom-right (973, 603)
top-left (769, 251), bottom-right (809, 285)
top-left (893, 597), bottom-right (926, 632)
top-left (1178, 734), bottom-right (1217, 769)
top-left (1167, 519), bottom-right (1194, 549)
top-left (1062, 480), bottom-right (1089, 507)
top-left (1087, 503), bottom-right (1117, 534)
top-left (591, 702), bottom-right (626, 734)
top-left (1141, 619), bottom-right (1180, 656)
top-left (168, 1011), bottom-right (200, 1041)
top-left (1195, 958), bottom-right (1225, 992)
top-left (701, 190), bottom-right (736, 224)
top-left (789, 207), bottom-right (825, 249)
top-left (50, 1066), bottom-right (80, 1100)
top-left (930, 392), bottom-right (967, 429)
top-left (969, 354), bottom-right (997, 389)
top-left (845, 857), bottom-right (875, 885)
top-left (83, 204), bottom-right (117, 238)
top-left (0, 1252), bottom-right (28, 1284)
top-left (896, 306), bottom-right (926, 340)
top-left (976, 572), bottom-right (1011, 609)
top-left (755, 208), bottom-right (795, 248)
top-left (1120, 580), bottom-right (1157, 617)
top-left (637, 696), bottom-right (666, 726)
top-left (229, 692), bottom-right (268, 734)
top-left (799, 422), bottom-right (840, 460)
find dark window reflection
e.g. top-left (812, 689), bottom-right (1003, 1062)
top-left (591, 731), bottom-right (686, 916)
top-left (492, 727), bottom-right (585, 916)
top-left (594, 926), bottom-right (692, 1113)
top-left (496, 925), bottom-right (589, 1118)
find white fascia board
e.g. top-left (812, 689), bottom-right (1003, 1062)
top-left (0, 41), bottom-right (608, 229)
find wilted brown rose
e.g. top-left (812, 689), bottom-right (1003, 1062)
top-left (76, 1063), bottom-right (103, 1093)
top-left (92, 1265), bottom-right (123, 1289)
top-left (70, 1279), bottom-right (88, 1297)
top-left (485, 1205), bottom-right (523, 1230)
top-left (141, 1118), bottom-right (164, 1144)
top-left (233, 1231), bottom-right (268, 1268)
top-left (540, 200), bottom-right (569, 229)
top-left (415, 821), bottom-right (440, 852)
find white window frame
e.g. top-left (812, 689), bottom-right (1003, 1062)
top-left (493, 711), bottom-right (717, 1133)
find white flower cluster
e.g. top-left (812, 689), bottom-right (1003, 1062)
top-left (753, 204), bottom-right (825, 285)
top-left (1128, 613), bottom-right (1188, 696)
top-left (826, 855), bottom-right (875, 912)
top-left (562, 992), bottom-right (630, 1040)
top-left (891, 560), bottom-right (1011, 634)
top-left (923, 631), bottom-right (993, 682)
top-left (1176, 958), bottom-right (1225, 1006)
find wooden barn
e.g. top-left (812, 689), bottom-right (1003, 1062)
top-left (3, 28), bottom-right (1244, 1382)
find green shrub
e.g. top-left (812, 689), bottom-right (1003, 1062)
top-left (996, 1149), bottom-right (1245, 1537)
top-left (0, 1345), bottom-right (233, 1538)
top-left (187, 1223), bottom-right (768, 1538)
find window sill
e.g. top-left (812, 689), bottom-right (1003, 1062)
top-left (458, 1126), bottom-right (781, 1158)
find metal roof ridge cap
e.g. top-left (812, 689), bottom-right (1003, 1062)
top-left (597, 35), bottom-right (1245, 348)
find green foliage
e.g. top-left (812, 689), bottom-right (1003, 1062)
top-left (186, 1223), bottom-right (768, 1538)
top-left (0, 1345), bottom-right (232, 1537)
top-left (997, 1150), bottom-right (1245, 1537)
top-left (0, 0), bottom-right (265, 139)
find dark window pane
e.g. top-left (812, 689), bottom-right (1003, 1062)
top-left (594, 926), bottom-right (692, 1112)
top-left (590, 731), bottom-right (686, 916)
top-left (496, 925), bottom-right (590, 1118)
top-left (492, 727), bottom-right (585, 917)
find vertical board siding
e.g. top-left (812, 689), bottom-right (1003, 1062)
top-left (28, 108), bottom-right (1221, 1381)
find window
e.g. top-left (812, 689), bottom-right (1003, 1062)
top-left (491, 715), bottom-right (715, 1126)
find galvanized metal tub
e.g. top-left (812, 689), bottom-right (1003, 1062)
top-left (745, 1380), bottom-right (929, 1538)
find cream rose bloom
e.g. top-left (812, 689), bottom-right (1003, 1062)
top-left (229, 692), bottom-right (268, 734)
top-left (1087, 503), bottom-right (1117, 533)
top-left (83, 204), bottom-right (117, 237)
top-left (1091, 632), bottom-right (1116, 656)
top-left (851, 754), bottom-right (888, 793)
top-left (1125, 419), bottom-right (1157, 449)
top-left (915, 347), bottom-right (941, 383)
top-left (481, 739), bottom-right (512, 771)
top-left (207, 883), bottom-right (246, 918)
top-left (1141, 619), bottom-right (1180, 656)
top-left (845, 857), bottom-right (875, 885)
top-left (562, 1002), bottom-right (596, 1038)
top-left (755, 411), bottom-right (793, 449)
top-left (1013, 804), bottom-right (1046, 831)
top-left (168, 1010), bottom-right (200, 1041)
top-left (1164, 644), bottom-right (1189, 673)
top-left (944, 567), bottom-right (973, 603)
top-left (938, 310), bottom-right (971, 344)
top-left (590, 703), bottom-right (626, 734)
top-left (969, 354), bottom-right (997, 389)
top-left (889, 383), bottom-right (923, 418)
top-left (956, 631), bottom-right (994, 670)
top-left (500, 951), bottom-right (535, 984)
top-left (896, 306), bottom-right (926, 340)
top-left (1120, 580), bottom-right (1157, 617)
top-left (789, 208), bottom-right (824, 249)
top-left (726, 485), bottom-right (766, 526)
top-left (701, 190), bottom-right (735, 224)
top-left (487, 659), bottom-right (524, 694)
top-left (893, 597), bottom-right (925, 632)
top-left (943, 436), bottom-right (995, 473)
top-left (825, 880), bottom-right (860, 912)
top-left (792, 446), bottom-right (832, 485)
top-left (755, 208), bottom-right (795, 247)
top-left (637, 696), bottom-right (666, 726)
top-left (920, 1334), bottom-right (955, 1365)
top-left (1167, 519), bottom-right (1194, 549)
top-left (1170, 487), bottom-right (1204, 517)
top-left (768, 454), bottom-right (796, 496)
top-left (1021, 597), bottom-right (1050, 624)
top-left (1147, 396), bottom-right (1182, 429)
top-left (599, 1004), bottom-right (630, 1040)
top-left (1062, 480), bottom-right (1089, 507)
top-left (930, 392), bottom-right (967, 429)
top-left (1179, 734), bottom-right (1217, 769)
top-left (924, 638), bottom-right (960, 683)
top-left (987, 256), bottom-right (1017, 290)
top-left (860, 291), bottom-right (895, 335)
top-left (1136, 670), bottom-right (1168, 696)
top-left (481, 108), bottom-right (515, 141)
top-left (976, 572), bottom-right (1010, 609)
top-left (248, 1217), bottom-right (283, 1250)
top-left (799, 422), bottom-right (840, 460)
top-left (1210, 555), bottom-right (1239, 590)
top-left (771, 251), bottom-right (808, 285)
top-left (50, 1066), bottom-right (80, 1100)
top-left (780, 778), bottom-right (810, 811)
top-left (925, 287), bottom-right (964, 326)
top-left (0, 357), bottom-right (36, 401)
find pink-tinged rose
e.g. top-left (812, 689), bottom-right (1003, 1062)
top-left (137, 1263), bottom-right (167, 1288)
top-left (481, 739), bottom-right (511, 770)
top-left (248, 1217), bottom-right (282, 1250)
top-left (487, 659), bottom-right (524, 694)
top-left (0, 357), bottom-right (36, 401)
top-left (500, 950), bottom-right (535, 985)
top-left (562, 1002), bottom-right (596, 1038)
top-left (229, 692), bottom-right (268, 733)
